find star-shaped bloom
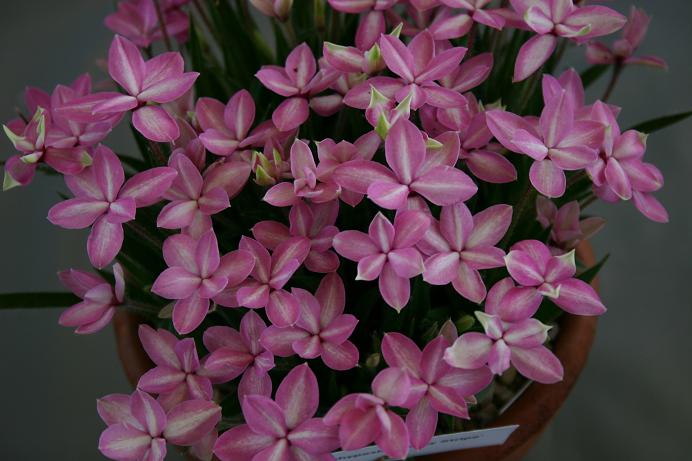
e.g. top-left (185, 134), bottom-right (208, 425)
top-left (486, 86), bottom-right (604, 197)
top-left (504, 239), bottom-right (606, 315)
top-left (105, 0), bottom-right (189, 48)
top-left (151, 230), bottom-right (256, 334)
top-left (421, 202), bottom-right (512, 303)
top-left (382, 333), bottom-right (493, 449)
top-left (58, 263), bottom-right (124, 334)
top-left (328, 0), bottom-right (398, 50)
top-left (333, 210), bottom-right (431, 311)
top-left (47, 145), bottom-right (178, 268)
top-left (334, 118), bottom-right (476, 210)
top-left (196, 90), bottom-right (256, 158)
top-left (260, 273), bottom-right (360, 370)
top-left (536, 197), bottom-right (605, 252)
top-left (430, 0), bottom-right (506, 40)
top-left (444, 277), bottom-right (564, 383)
top-left (214, 364), bottom-right (340, 461)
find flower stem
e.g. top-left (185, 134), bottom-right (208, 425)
top-left (192, 0), bottom-right (214, 36)
top-left (501, 184), bottom-right (537, 249)
top-left (153, 0), bottom-right (173, 52)
top-left (601, 62), bottom-right (623, 102)
top-left (466, 23), bottom-right (477, 56)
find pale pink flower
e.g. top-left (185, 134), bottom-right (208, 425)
top-left (157, 153), bottom-right (251, 236)
top-left (486, 85), bottom-right (605, 198)
top-left (214, 236), bottom-right (310, 327)
top-left (334, 118), bottom-right (476, 210)
top-left (151, 230), bottom-right (256, 333)
top-left (421, 202), bottom-right (512, 303)
top-left (90, 35), bottom-right (198, 142)
top-left (536, 196), bottom-right (605, 252)
top-left (253, 200), bottom-right (341, 273)
top-left (263, 139), bottom-right (340, 207)
top-left (333, 210), bottom-right (431, 311)
top-left (137, 325), bottom-right (213, 410)
top-left (504, 239), bottom-right (606, 315)
top-left (58, 263), bottom-right (124, 334)
top-left (324, 367), bottom-right (412, 459)
top-left (430, 0), bottom-right (506, 40)
top-left (214, 364), bottom-right (339, 461)
top-left (47, 145), bottom-right (178, 268)
top-left (328, 0), bottom-right (398, 50)
top-left (201, 310), bottom-right (275, 398)
top-left (249, 0), bottom-right (293, 22)
top-left (171, 118), bottom-right (206, 170)
top-left (382, 333), bottom-right (493, 449)
top-left (586, 6), bottom-right (667, 70)
top-left (196, 90), bottom-right (256, 158)
top-left (444, 277), bottom-right (564, 383)
top-left (97, 389), bottom-right (220, 461)
top-left (511, 0), bottom-right (626, 81)
top-left (256, 43), bottom-right (341, 131)
top-left (105, 0), bottom-right (189, 48)
top-left (260, 273), bottom-right (359, 370)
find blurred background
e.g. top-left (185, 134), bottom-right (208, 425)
top-left (0, 1), bottom-right (689, 459)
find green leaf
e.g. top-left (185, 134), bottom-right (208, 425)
top-left (630, 110), bottom-right (692, 134)
top-left (580, 64), bottom-right (609, 88)
top-left (577, 253), bottom-right (610, 283)
top-left (0, 292), bottom-right (79, 309)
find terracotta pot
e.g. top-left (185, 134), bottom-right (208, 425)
top-left (113, 242), bottom-right (598, 461)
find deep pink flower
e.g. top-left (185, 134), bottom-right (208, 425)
top-left (421, 202), bottom-right (512, 303)
top-left (91, 35), bottom-right (198, 142)
top-left (151, 230), bottom-right (256, 333)
top-left (105, 0), bottom-right (189, 48)
top-left (214, 363), bottom-right (339, 461)
top-left (444, 277), bottom-right (564, 383)
top-left (256, 43), bottom-right (341, 131)
top-left (431, 0), bottom-right (506, 40)
top-left (586, 6), bottom-right (667, 70)
top-left (324, 367), bottom-right (412, 459)
top-left (137, 325), bottom-right (213, 410)
top-left (382, 333), bottom-right (493, 449)
top-left (333, 210), bottom-right (431, 311)
top-left (486, 86), bottom-right (604, 198)
top-left (157, 153), bottom-right (250, 236)
top-left (196, 90), bottom-right (256, 158)
top-left (511, 0), bottom-right (626, 81)
top-left (214, 236), bottom-right (309, 327)
top-left (334, 119), bottom-right (476, 210)
top-left (58, 263), bottom-right (124, 334)
top-left (253, 200), bottom-right (341, 273)
top-left (98, 389), bottom-right (220, 461)
top-left (47, 145), bottom-right (178, 268)
top-left (263, 139), bottom-right (340, 207)
top-left (536, 196), bottom-right (605, 252)
top-left (504, 239), bottom-right (606, 315)
top-left (201, 310), bottom-right (275, 398)
top-left (260, 273), bottom-right (359, 370)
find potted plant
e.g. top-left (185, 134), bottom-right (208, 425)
top-left (0, 1), bottom-right (683, 460)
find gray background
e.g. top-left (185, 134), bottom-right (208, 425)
top-left (0, 1), bottom-right (689, 459)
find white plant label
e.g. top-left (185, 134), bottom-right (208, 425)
top-left (332, 425), bottom-right (519, 461)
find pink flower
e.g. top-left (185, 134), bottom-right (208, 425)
top-left (151, 230), bottom-right (256, 334)
top-left (253, 200), bottom-right (341, 273)
top-left (444, 277), bottom-right (564, 384)
top-left (58, 263), bottom-right (124, 334)
top-left (105, 0), bottom-right (189, 48)
top-left (486, 86), bottom-right (604, 198)
top-left (536, 196), bottom-right (605, 252)
top-left (334, 118), bottom-right (476, 210)
top-left (586, 6), bottom-right (667, 70)
top-left (249, 0), bottom-right (293, 21)
top-left (263, 139), bottom-right (340, 207)
top-left (97, 389), bottom-right (220, 461)
top-left (431, 0), bottom-right (506, 40)
top-left (214, 363), bottom-right (340, 461)
top-left (137, 325), bottom-right (212, 410)
top-left (586, 102), bottom-right (668, 223)
top-left (196, 90), bottom-right (256, 158)
top-left (47, 145), bottom-right (178, 268)
top-left (214, 236), bottom-right (310, 327)
top-left (504, 239), bottom-right (606, 315)
top-left (256, 43), bottom-right (341, 131)
top-left (92, 35), bottom-right (199, 142)
top-left (260, 273), bottom-right (360, 370)
top-left (511, 0), bottom-right (626, 81)
top-left (157, 153), bottom-right (250, 237)
top-left (421, 202), bottom-right (512, 303)
top-left (333, 210), bottom-right (431, 311)
top-left (201, 310), bottom-right (275, 398)
top-left (324, 367), bottom-right (412, 459)
top-left (382, 333), bottom-right (493, 449)
top-left (328, 0), bottom-right (397, 50)
top-left (346, 30), bottom-right (467, 111)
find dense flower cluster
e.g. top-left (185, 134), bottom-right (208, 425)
top-left (3, 1), bottom-right (672, 460)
